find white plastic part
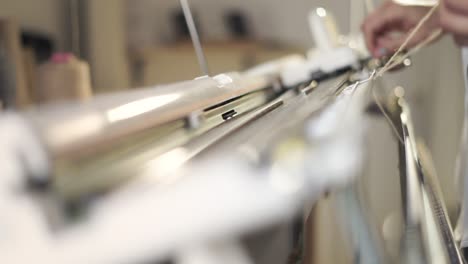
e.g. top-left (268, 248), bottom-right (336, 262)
top-left (280, 46), bottom-right (359, 88)
top-left (280, 58), bottom-right (319, 87)
top-left (308, 7), bottom-right (359, 73)
top-left (245, 55), bottom-right (306, 78)
top-left (309, 8), bottom-right (340, 52)
top-left (279, 8), bottom-right (359, 88)
top-left (308, 46), bottom-right (359, 73)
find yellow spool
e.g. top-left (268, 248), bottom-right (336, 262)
top-left (37, 53), bottom-right (92, 104)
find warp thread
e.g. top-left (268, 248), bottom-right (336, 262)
top-left (370, 4), bottom-right (441, 144)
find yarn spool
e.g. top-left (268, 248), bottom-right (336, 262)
top-left (36, 53), bottom-right (92, 103)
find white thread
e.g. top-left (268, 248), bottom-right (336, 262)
top-left (385, 29), bottom-right (443, 72)
top-left (368, 4), bottom-right (441, 144)
top-left (377, 4), bottom-right (440, 77)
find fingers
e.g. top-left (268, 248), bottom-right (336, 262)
top-left (444, 0), bottom-right (468, 16)
top-left (362, 2), bottom-right (391, 54)
top-left (362, 2), bottom-right (405, 57)
top-left (454, 35), bottom-right (468, 46)
top-left (376, 35), bottom-right (403, 53)
top-left (440, 1), bottom-right (468, 36)
top-left (375, 29), bottom-right (432, 54)
top-left (362, 12), bottom-right (381, 55)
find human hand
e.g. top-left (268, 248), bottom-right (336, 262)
top-left (440, 0), bottom-right (468, 46)
top-left (362, 1), bottom-right (439, 57)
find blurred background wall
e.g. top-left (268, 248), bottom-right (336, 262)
top-left (83, 0), bottom-right (130, 91)
top-left (0, 0), bottom-right (130, 92)
top-left (0, 0), bottom-right (68, 50)
top-left (126, 0), bottom-right (352, 49)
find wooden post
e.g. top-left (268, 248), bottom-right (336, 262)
top-left (0, 18), bottom-right (30, 109)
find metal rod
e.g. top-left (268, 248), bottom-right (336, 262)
top-left (397, 98), bottom-right (464, 264)
top-left (180, 0), bottom-right (210, 76)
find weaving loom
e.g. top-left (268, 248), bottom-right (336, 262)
top-left (0, 1), bottom-right (463, 263)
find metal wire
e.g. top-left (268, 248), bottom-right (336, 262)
top-left (180, 0), bottom-right (210, 76)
